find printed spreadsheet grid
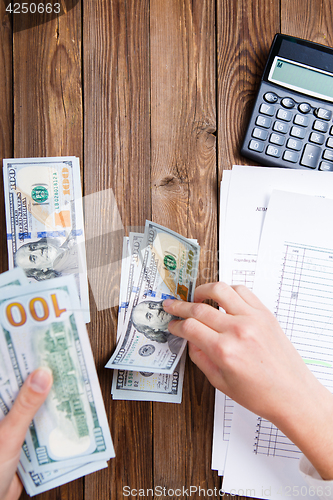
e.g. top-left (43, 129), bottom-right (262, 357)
top-left (254, 241), bottom-right (333, 459)
top-left (224, 245), bottom-right (333, 456)
top-left (222, 256), bottom-right (256, 442)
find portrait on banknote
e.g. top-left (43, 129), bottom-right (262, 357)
top-left (131, 299), bottom-right (183, 354)
top-left (13, 232), bottom-right (79, 281)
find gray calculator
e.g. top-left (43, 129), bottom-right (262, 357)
top-left (241, 34), bottom-right (333, 170)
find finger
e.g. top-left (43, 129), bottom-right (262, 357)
top-left (231, 284), bottom-right (266, 310)
top-left (3, 475), bottom-right (23, 500)
top-left (193, 282), bottom-right (251, 315)
top-left (188, 343), bottom-right (228, 395)
top-left (1, 368), bottom-right (53, 455)
top-left (168, 316), bottom-right (227, 365)
top-left (164, 298), bottom-right (234, 332)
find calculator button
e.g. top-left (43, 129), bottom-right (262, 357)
top-left (252, 127), bottom-right (268, 140)
top-left (273, 121), bottom-right (288, 134)
top-left (294, 114), bottom-right (309, 127)
top-left (309, 132), bottom-right (325, 145)
top-left (249, 139), bottom-right (265, 152)
top-left (323, 149), bottom-right (333, 162)
top-left (281, 97), bottom-right (295, 109)
top-left (300, 144), bottom-right (321, 168)
top-left (330, 126), bottom-right (333, 136)
top-left (313, 120), bottom-right (329, 133)
top-left (319, 161), bottom-right (333, 171)
top-left (298, 103), bottom-right (311, 114)
top-left (269, 133), bottom-right (285, 146)
top-left (290, 126), bottom-right (306, 139)
top-left (283, 151), bottom-right (299, 163)
top-left (276, 109), bottom-right (292, 121)
top-left (266, 144), bottom-right (281, 158)
top-left (315, 108), bottom-right (332, 120)
top-left (327, 137), bottom-right (333, 149)
top-left (256, 116), bottom-right (271, 128)
top-left (287, 138), bottom-right (302, 151)
top-left (259, 103), bottom-right (275, 116)
top-left (264, 92), bottom-right (278, 103)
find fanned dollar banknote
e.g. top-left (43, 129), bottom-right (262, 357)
top-left (3, 157), bottom-right (90, 323)
top-left (0, 270), bottom-right (114, 496)
top-left (111, 235), bottom-right (186, 403)
top-left (106, 221), bottom-right (200, 398)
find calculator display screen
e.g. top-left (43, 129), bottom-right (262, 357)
top-left (268, 56), bottom-right (333, 102)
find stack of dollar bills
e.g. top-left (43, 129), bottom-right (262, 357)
top-left (0, 268), bottom-right (115, 496)
top-left (106, 221), bottom-right (200, 403)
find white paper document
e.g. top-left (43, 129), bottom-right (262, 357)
top-left (212, 169), bottom-right (232, 475)
top-left (214, 166), bottom-right (333, 477)
top-left (223, 189), bottom-right (333, 499)
top-left (221, 165), bottom-right (333, 286)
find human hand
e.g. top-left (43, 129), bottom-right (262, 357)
top-left (163, 283), bottom-right (333, 479)
top-left (0, 368), bottom-right (53, 500)
top-left (164, 282), bottom-right (315, 421)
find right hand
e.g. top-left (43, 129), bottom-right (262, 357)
top-left (163, 282), bottom-right (333, 479)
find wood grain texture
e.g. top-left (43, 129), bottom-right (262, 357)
top-left (150, 0), bottom-right (218, 496)
top-left (0, 2), bottom-right (12, 273)
top-left (217, 0), bottom-right (280, 178)
top-left (13, 1), bottom-right (82, 159)
top-left (281, 0), bottom-right (333, 47)
top-left (83, 1), bottom-right (153, 498)
top-left (1, 1), bottom-right (333, 499)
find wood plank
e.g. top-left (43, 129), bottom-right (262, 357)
top-left (217, 0), bottom-right (281, 177)
top-left (13, 6), bottom-right (82, 159)
top-left (281, 0), bottom-right (333, 45)
top-left (12, 4), bottom-right (83, 499)
top-left (0, 2), bottom-right (12, 274)
top-left (150, 0), bottom-right (219, 494)
top-left (83, 0), bottom-right (152, 498)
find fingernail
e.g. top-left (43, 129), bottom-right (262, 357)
top-left (30, 367), bottom-right (53, 393)
top-left (163, 298), bottom-right (174, 308)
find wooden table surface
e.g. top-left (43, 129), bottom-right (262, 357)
top-left (1, 1), bottom-right (333, 499)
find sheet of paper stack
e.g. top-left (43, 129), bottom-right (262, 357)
top-left (214, 165), bottom-right (333, 499)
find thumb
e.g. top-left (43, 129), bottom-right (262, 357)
top-left (1, 367), bottom-right (53, 456)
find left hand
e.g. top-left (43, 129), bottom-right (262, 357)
top-left (0, 368), bottom-right (53, 500)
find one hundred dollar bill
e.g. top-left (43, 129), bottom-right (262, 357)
top-left (0, 267), bottom-right (29, 288)
top-left (117, 233), bottom-right (143, 330)
top-left (0, 269), bottom-right (113, 493)
top-left (111, 235), bottom-right (185, 402)
top-left (111, 354), bottom-right (186, 403)
top-left (3, 157), bottom-right (90, 322)
top-left (106, 221), bottom-right (200, 374)
top-left (0, 275), bottom-right (114, 472)
top-left (17, 459), bottom-right (108, 497)
top-left (0, 268), bottom-right (38, 472)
